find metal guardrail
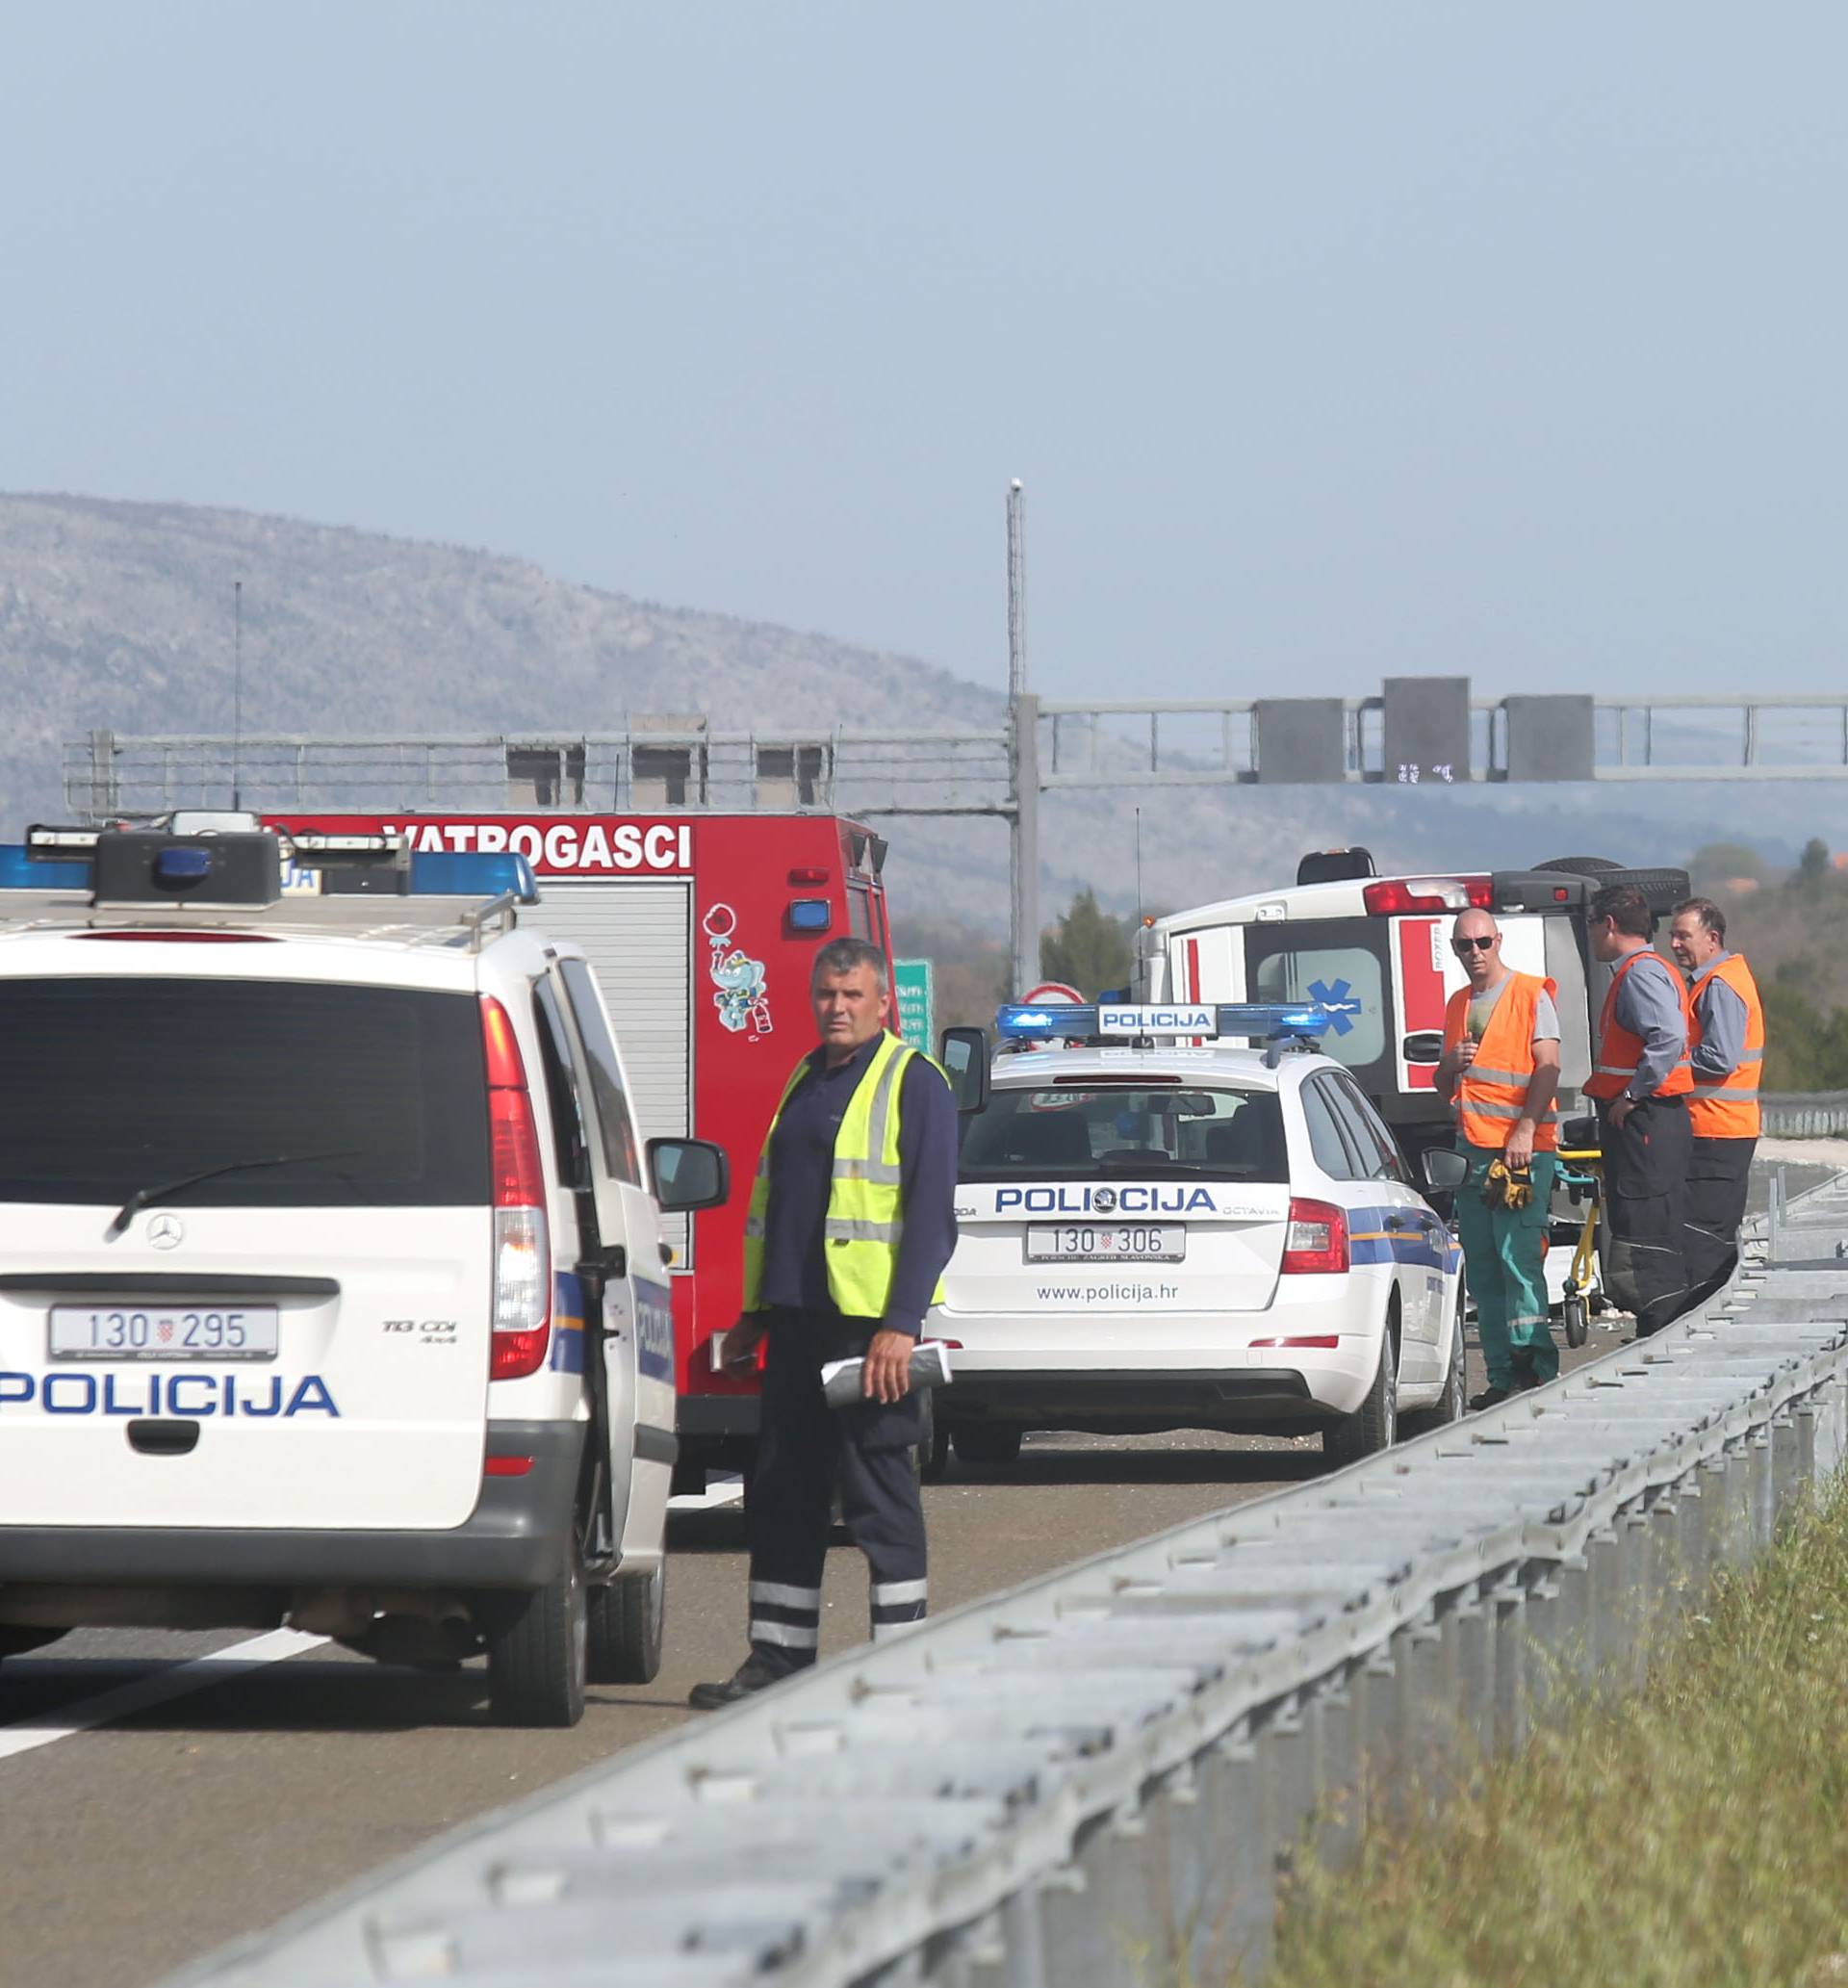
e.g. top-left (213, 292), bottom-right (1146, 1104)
top-left (169, 1178), bottom-right (1848, 1988)
top-left (1760, 1092), bottom-right (1848, 1140)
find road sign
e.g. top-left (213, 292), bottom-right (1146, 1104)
top-left (893, 958), bottom-right (936, 1052)
top-left (1020, 980), bottom-right (1083, 1004)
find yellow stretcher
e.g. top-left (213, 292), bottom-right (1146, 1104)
top-left (1553, 1134), bottom-right (1604, 1350)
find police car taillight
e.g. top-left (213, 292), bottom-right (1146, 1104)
top-left (1362, 877), bottom-right (1494, 915)
top-left (1280, 1198), bottom-right (1348, 1275)
top-left (480, 996), bottom-right (552, 1381)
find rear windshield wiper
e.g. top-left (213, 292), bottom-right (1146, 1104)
top-left (105, 1152), bottom-right (359, 1240)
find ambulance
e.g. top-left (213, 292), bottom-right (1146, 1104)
top-left (265, 811), bottom-right (897, 1489)
top-left (1134, 850), bottom-right (1690, 1175)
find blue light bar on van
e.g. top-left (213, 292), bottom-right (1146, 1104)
top-left (994, 1000), bottom-right (1357, 1043)
top-left (408, 851), bottom-right (539, 903)
top-left (0, 845), bottom-right (90, 890)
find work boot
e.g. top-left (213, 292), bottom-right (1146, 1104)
top-left (1468, 1384), bottom-right (1513, 1411)
top-left (687, 1653), bottom-right (788, 1711)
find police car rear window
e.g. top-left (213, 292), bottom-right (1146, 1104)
top-left (0, 978), bottom-right (489, 1206)
top-left (959, 1087), bottom-right (1287, 1182)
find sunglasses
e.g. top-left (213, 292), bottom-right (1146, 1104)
top-left (1452, 935), bottom-right (1497, 953)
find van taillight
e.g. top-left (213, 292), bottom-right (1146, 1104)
top-left (1362, 877), bottom-right (1494, 915)
top-left (1281, 1198), bottom-right (1348, 1275)
top-left (480, 996), bottom-right (552, 1381)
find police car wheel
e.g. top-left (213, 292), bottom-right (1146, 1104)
top-left (486, 1532), bottom-right (589, 1728)
top-left (950, 1423), bottom-right (1023, 1472)
top-left (1323, 1319), bottom-right (1399, 1467)
top-left (587, 1559), bottom-right (666, 1686)
top-left (1405, 1278), bottom-right (1467, 1433)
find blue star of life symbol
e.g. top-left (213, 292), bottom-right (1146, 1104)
top-left (1307, 977), bottom-right (1359, 1036)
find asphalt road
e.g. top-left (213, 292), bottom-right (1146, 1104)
top-left (0, 1158), bottom-right (1828, 1988)
top-left (0, 1347), bottom-right (1608, 1988)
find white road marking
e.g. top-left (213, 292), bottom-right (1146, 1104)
top-left (668, 1471), bottom-right (745, 1512)
top-left (0, 1628), bottom-right (328, 1764)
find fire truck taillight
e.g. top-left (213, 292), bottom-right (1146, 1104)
top-left (788, 866), bottom-right (831, 885)
top-left (1363, 877), bottom-right (1494, 916)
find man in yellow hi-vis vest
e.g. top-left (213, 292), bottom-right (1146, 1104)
top-left (1437, 908), bottom-right (1562, 1407)
top-left (689, 937), bottom-right (958, 1709)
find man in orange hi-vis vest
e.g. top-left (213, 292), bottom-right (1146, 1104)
top-left (1437, 909), bottom-right (1562, 1407)
top-left (1586, 883), bottom-right (1695, 1336)
top-left (1670, 896), bottom-right (1763, 1309)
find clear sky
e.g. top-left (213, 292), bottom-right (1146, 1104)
top-left (4, 3), bottom-right (1843, 703)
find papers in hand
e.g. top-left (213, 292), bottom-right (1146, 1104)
top-left (820, 1339), bottom-right (954, 1408)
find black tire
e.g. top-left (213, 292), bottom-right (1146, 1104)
top-left (917, 1389), bottom-right (951, 1483)
top-left (1541, 860), bottom-right (1690, 916)
top-left (1563, 1294), bottom-right (1590, 1350)
top-left (486, 1537), bottom-right (588, 1727)
top-left (1404, 1273), bottom-right (1466, 1433)
top-left (587, 1558), bottom-right (665, 1686)
top-left (1323, 1320), bottom-right (1399, 1467)
top-left (950, 1422), bottom-right (1023, 1471)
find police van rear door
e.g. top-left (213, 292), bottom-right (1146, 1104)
top-left (547, 956), bottom-right (676, 1562)
top-left (0, 961), bottom-right (495, 1531)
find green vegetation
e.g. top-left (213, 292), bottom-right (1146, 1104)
top-left (896, 890), bottom-right (1151, 1033)
top-left (1040, 889), bottom-right (1138, 996)
top-left (887, 916), bottom-right (1011, 1034)
top-left (1688, 837), bottom-right (1848, 1090)
top-left (1268, 1470), bottom-right (1848, 1987)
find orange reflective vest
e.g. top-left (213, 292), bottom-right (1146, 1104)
top-left (1586, 950), bottom-right (1693, 1101)
top-left (1442, 971), bottom-right (1560, 1151)
top-left (1686, 952), bottom-right (1764, 1140)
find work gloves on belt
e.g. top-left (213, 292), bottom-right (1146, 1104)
top-left (1482, 1158), bottom-right (1534, 1211)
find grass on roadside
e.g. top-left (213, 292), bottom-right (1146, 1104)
top-left (1267, 1470), bottom-right (1848, 1988)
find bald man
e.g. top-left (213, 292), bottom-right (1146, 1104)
top-left (1437, 910), bottom-right (1563, 1407)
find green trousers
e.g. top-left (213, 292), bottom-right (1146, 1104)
top-left (1456, 1149), bottom-right (1558, 1389)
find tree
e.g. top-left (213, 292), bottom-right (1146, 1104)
top-left (1040, 890), bottom-right (1133, 996)
top-left (1687, 841), bottom-right (1768, 887)
top-left (1798, 838), bottom-right (1832, 887)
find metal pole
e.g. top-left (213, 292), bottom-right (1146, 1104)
top-left (1014, 693), bottom-right (1041, 994)
top-left (1008, 480), bottom-right (1041, 993)
top-left (232, 580), bottom-right (244, 811)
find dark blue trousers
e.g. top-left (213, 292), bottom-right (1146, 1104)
top-left (745, 1307), bottom-right (928, 1676)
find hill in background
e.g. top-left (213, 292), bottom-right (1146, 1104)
top-left (7, 490), bottom-right (1848, 933)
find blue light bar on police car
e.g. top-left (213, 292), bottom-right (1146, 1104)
top-left (994, 1000), bottom-right (1359, 1043)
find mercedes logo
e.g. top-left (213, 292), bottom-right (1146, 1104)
top-left (145, 1214), bottom-right (185, 1251)
top-left (1091, 1188), bottom-right (1117, 1214)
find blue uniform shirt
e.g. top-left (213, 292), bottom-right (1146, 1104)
top-left (757, 1034), bottom-right (960, 1335)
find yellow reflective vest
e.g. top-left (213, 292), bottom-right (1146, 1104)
top-left (741, 1031), bottom-right (947, 1320)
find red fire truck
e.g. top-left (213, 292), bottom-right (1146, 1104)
top-left (268, 810), bottom-right (896, 1489)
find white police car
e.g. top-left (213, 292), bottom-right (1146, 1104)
top-left (0, 820), bottom-right (727, 1726)
top-left (934, 1003), bottom-right (1466, 1470)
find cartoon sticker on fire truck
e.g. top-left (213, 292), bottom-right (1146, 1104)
top-left (704, 903), bottom-right (773, 1038)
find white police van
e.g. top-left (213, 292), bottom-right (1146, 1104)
top-left (935, 1002), bottom-right (1466, 1471)
top-left (0, 820), bottom-right (728, 1726)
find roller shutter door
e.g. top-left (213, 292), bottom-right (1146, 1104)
top-left (534, 881), bottom-right (694, 1260)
